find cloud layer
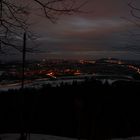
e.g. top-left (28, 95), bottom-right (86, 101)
top-left (1, 0), bottom-right (140, 61)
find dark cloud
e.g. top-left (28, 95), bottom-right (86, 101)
top-left (1, 0), bottom-right (140, 61)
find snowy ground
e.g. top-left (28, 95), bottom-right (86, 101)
top-left (0, 134), bottom-right (77, 140)
top-left (0, 74), bottom-right (134, 91)
top-left (113, 137), bottom-right (140, 140)
top-left (0, 134), bottom-right (140, 140)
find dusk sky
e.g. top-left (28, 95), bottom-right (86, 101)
top-left (1, 0), bottom-right (140, 61)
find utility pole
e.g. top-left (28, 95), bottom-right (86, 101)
top-left (21, 32), bottom-right (26, 89)
top-left (20, 32), bottom-right (27, 140)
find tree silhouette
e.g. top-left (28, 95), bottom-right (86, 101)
top-left (0, 1), bottom-right (88, 140)
top-left (128, 0), bottom-right (140, 20)
top-left (121, 0), bottom-right (140, 50)
top-left (128, 0), bottom-right (140, 28)
top-left (0, 0), bottom-right (87, 51)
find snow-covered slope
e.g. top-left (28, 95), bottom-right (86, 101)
top-left (0, 134), bottom-right (140, 140)
top-left (0, 134), bottom-right (77, 140)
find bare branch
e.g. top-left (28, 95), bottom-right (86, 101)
top-left (0, 0), bottom-right (87, 52)
top-left (128, 0), bottom-right (140, 19)
top-left (128, 1), bottom-right (140, 11)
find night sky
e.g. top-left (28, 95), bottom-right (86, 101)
top-left (1, 0), bottom-right (140, 61)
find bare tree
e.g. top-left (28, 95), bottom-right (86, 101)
top-left (0, 0), bottom-right (87, 51)
top-left (126, 0), bottom-right (140, 50)
top-left (128, 0), bottom-right (140, 27)
top-left (0, 0), bottom-right (29, 51)
top-left (128, 0), bottom-right (140, 19)
top-left (0, 1), bottom-right (88, 140)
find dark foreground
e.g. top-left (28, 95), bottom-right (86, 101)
top-left (0, 79), bottom-right (140, 140)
